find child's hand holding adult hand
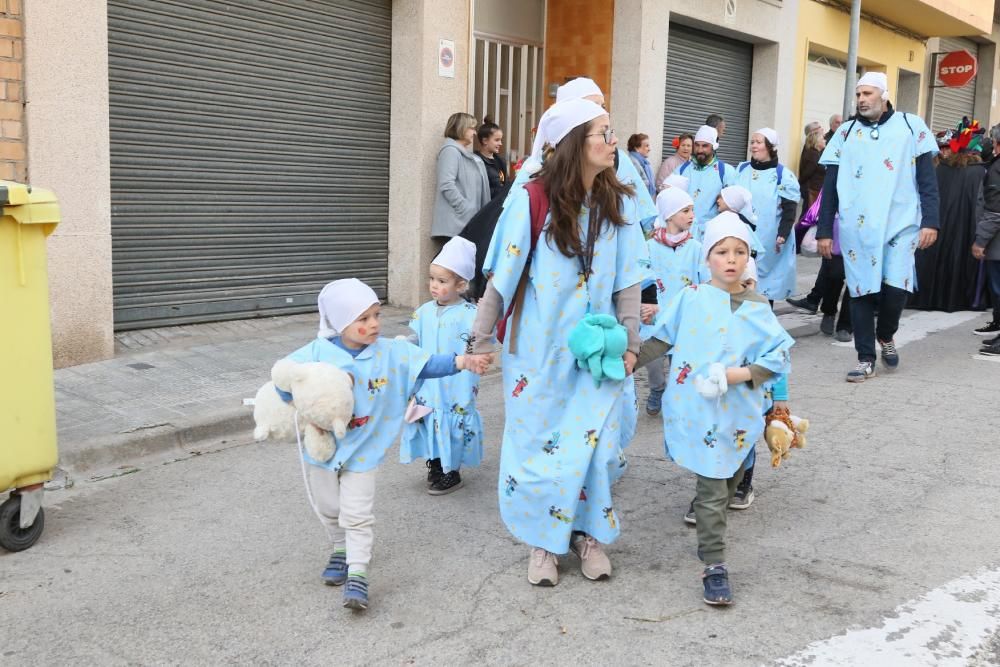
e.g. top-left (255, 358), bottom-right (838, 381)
top-left (640, 304), bottom-right (659, 325)
top-left (457, 354), bottom-right (491, 375)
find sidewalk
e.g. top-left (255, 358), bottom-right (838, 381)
top-left (53, 258), bottom-right (825, 473)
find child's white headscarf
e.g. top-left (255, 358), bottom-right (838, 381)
top-left (701, 211), bottom-right (753, 264)
top-left (317, 278), bottom-right (379, 338)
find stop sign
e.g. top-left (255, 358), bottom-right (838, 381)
top-left (938, 49), bottom-right (977, 87)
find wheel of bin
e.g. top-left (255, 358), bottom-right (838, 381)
top-left (0, 494), bottom-right (45, 552)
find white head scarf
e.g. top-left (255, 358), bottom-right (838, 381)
top-left (720, 185), bottom-right (753, 217)
top-left (701, 211), bottom-right (753, 264)
top-left (556, 77), bottom-right (603, 103)
top-left (317, 278), bottom-right (380, 338)
top-left (755, 127), bottom-right (779, 147)
top-left (694, 125), bottom-right (719, 150)
top-left (663, 173), bottom-right (689, 191)
top-left (431, 236), bottom-right (476, 281)
top-left (857, 71), bottom-right (890, 101)
top-left (536, 98), bottom-right (607, 152)
top-left (654, 188), bottom-right (694, 229)
top-left (741, 256), bottom-right (758, 283)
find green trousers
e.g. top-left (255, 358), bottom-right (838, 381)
top-left (694, 466), bottom-right (747, 565)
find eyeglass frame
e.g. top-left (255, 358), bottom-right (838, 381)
top-left (585, 128), bottom-right (616, 144)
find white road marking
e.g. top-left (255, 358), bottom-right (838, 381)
top-left (829, 311), bottom-right (984, 348)
top-left (773, 568), bottom-right (1000, 667)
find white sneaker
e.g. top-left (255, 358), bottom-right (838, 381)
top-left (527, 548), bottom-right (558, 586)
top-left (570, 534), bottom-right (612, 581)
top-left (846, 361), bottom-right (876, 383)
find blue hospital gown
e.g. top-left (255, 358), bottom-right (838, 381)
top-left (484, 186), bottom-right (651, 553)
top-left (639, 236), bottom-right (707, 340)
top-left (819, 112), bottom-right (938, 295)
top-left (400, 301), bottom-right (484, 472)
top-left (736, 162), bottom-right (802, 300)
top-left (649, 284), bottom-right (793, 479)
top-left (285, 337), bottom-right (430, 473)
top-left (679, 159), bottom-right (736, 241)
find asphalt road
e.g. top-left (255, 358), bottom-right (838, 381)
top-left (2, 309), bottom-right (999, 666)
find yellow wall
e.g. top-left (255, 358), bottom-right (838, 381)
top-left (788, 0), bottom-right (928, 173)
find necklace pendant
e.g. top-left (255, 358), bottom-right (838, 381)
top-left (870, 128), bottom-right (879, 140)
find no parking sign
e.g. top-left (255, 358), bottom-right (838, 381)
top-left (439, 39), bottom-right (455, 79)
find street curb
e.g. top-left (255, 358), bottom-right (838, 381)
top-left (59, 407), bottom-right (254, 473)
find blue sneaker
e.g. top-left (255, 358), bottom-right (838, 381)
top-left (343, 574), bottom-right (369, 610)
top-left (645, 388), bottom-right (664, 416)
top-left (702, 564), bottom-right (733, 606)
top-left (322, 550), bottom-right (348, 586)
top-left (879, 339), bottom-right (899, 369)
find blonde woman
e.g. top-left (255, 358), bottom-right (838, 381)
top-left (432, 112), bottom-right (490, 239)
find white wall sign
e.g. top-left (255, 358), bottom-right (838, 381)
top-left (438, 39), bottom-right (456, 78)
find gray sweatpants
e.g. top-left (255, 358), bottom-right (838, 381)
top-left (303, 464), bottom-right (377, 575)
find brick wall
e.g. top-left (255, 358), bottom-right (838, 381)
top-left (0, 0), bottom-right (23, 182)
top-left (543, 0), bottom-right (615, 109)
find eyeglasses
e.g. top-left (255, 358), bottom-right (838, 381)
top-left (585, 128), bottom-right (616, 144)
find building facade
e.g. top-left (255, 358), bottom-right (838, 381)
top-left (7, 0), bottom-right (998, 367)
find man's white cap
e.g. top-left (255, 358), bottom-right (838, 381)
top-left (432, 236), bottom-right (477, 281)
top-left (654, 188), bottom-right (694, 229)
top-left (663, 173), bottom-right (689, 191)
top-left (720, 185), bottom-right (753, 216)
top-left (701, 211), bottom-right (754, 263)
top-left (317, 278), bottom-right (380, 338)
top-left (857, 71), bottom-right (890, 101)
top-left (755, 127), bottom-right (780, 148)
top-left (694, 125), bottom-right (719, 150)
top-left (556, 77), bottom-right (603, 103)
top-left (741, 256), bottom-right (758, 282)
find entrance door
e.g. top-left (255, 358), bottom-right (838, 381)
top-left (804, 55), bottom-right (849, 130)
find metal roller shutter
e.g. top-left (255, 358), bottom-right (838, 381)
top-left (108, 0), bottom-right (391, 329)
top-left (929, 37), bottom-right (978, 132)
top-left (662, 23), bottom-right (753, 167)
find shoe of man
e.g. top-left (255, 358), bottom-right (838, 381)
top-left (527, 548), bottom-right (559, 586)
top-left (322, 549), bottom-right (348, 586)
top-left (342, 574), bottom-right (369, 611)
top-left (820, 314), bottom-right (835, 336)
top-left (570, 533), bottom-right (612, 581)
top-left (980, 339), bottom-right (1000, 356)
top-left (428, 470), bottom-right (464, 495)
top-left (974, 320), bottom-right (1000, 336)
top-left (646, 388), bottom-right (664, 416)
top-left (683, 499), bottom-right (697, 525)
top-left (425, 458), bottom-right (443, 488)
top-left (702, 564), bottom-right (733, 606)
top-left (787, 296), bottom-right (819, 314)
top-left (846, 361), bottom-right (876, 383)
top-left (728, 482), bottom-right (755, 510)
top-left (983, 334), bottom-right (999, 347)
top-left (879, 339), bottom-right (899, 369)
top-left (835, 329), bottom-right (853, 343)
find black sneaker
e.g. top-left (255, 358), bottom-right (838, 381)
top-left (428, 470), bottom-right (464, 495)
top-left (787, 296), bottom-right (819, 314)
top-left (728, 483), bottom-right (755, 510)
top-left (820, 314), bottom-right (835, 336)
top-left (980, 340), bottom-right (1000, 356)
top-left (426, 458), bottom-right (443, 488)
top-left (974, 320), bottom-right (1000, 336)
top-left (702, 564), bottom-right (733, 606)
top-left (879, 339), bottom-right (899, 369)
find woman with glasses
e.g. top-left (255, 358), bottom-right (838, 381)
top-left (470, 99), bottom-right (649, 587)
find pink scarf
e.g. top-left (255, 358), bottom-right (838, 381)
top-left (652, 228), bottom-right (691, 248)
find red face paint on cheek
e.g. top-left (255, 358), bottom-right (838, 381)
top-left (357, 327), bottom-right (367, 336)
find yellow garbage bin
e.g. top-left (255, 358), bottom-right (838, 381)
top-left (0, 180), bottom-right (60, 551)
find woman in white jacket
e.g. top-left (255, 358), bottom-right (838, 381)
top-left (432, 112), bottom-right (490, 239)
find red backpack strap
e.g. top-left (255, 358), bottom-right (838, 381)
top-left (496, 180), bottom-right (549, 350)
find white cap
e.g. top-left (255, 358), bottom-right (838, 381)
top-left (663, 173), bottom-right (689, 191)
top-left (556, 77), bottom-right (603, 103)
top-left (538, 98), bottom-right (607, 150)
top-left (317, 278), bottom-right (380, 338)
top-left (694, 125), bottom-right (719, 150)
top-left (755, 127), bottom-right (779, 148)
top-left (720, 185), bottom-right (753, 216)
top-left (432, 236), bottom-right (477, 281)
top-left (654, 188), bottom-right (694, 229)
top-left (741, 256), bottom-right (758, 282)
top-left (701, 211), bottom-right (754, 263)
top-left (857, 71), bottom-right (889, 101)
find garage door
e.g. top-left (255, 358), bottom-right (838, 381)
top-left (108, 0), bottom-right (391, 329)
top-left (663, 23), bottom-right (752, 167)
top-left (929, 37), bottom-right (979, 132)
top-left (803, 55), bottom-right (847, 132)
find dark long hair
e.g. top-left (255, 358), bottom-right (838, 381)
top-left (535, 120), bottom-right (634, 258)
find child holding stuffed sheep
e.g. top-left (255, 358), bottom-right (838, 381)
top-left (637, 212), bottom-right (793, 606)
top-left (275, 278), bottom-right (490, 611)
top-left (400, 237), bottom-right (484, 495)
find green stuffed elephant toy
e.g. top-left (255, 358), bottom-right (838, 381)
top-left (567, 313), bottom-right (629, 387)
